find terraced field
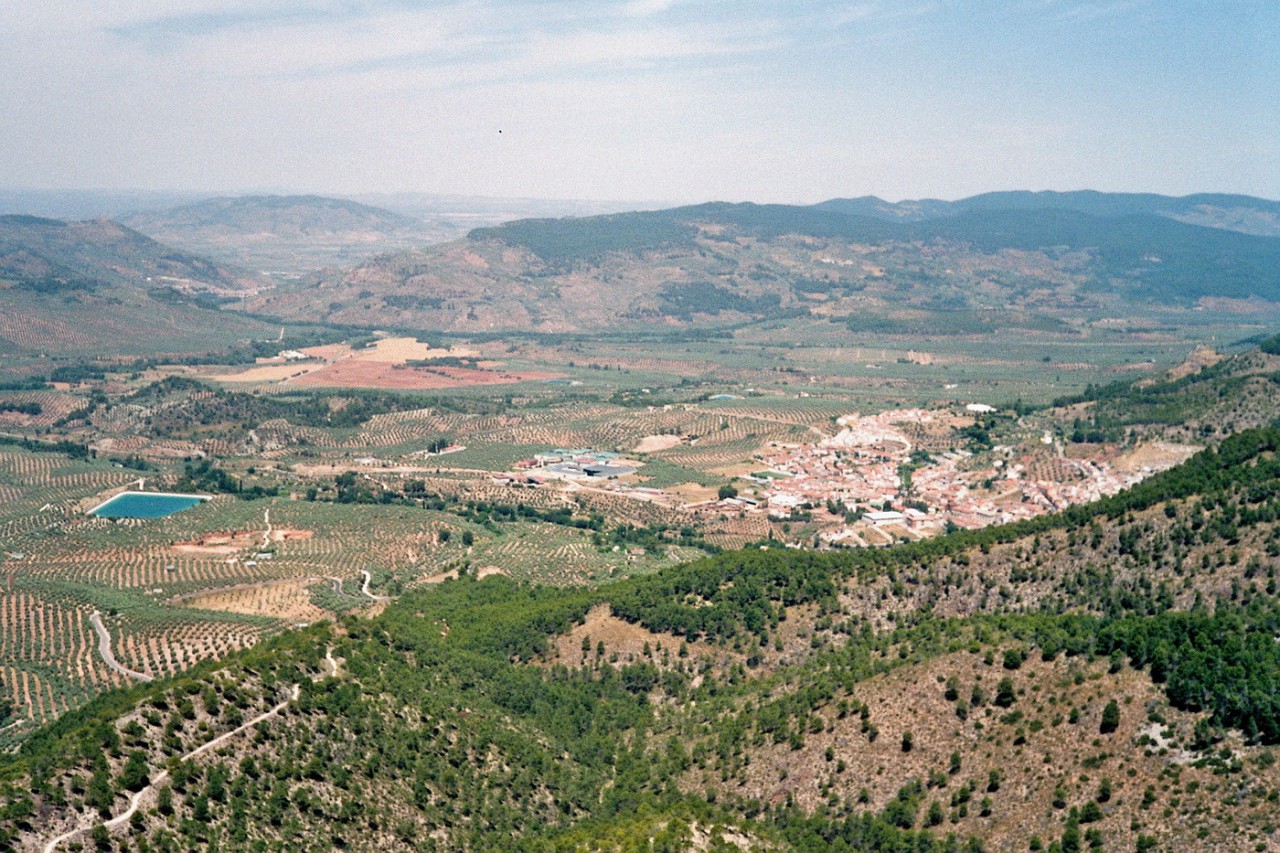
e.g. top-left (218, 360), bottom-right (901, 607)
top-left (0, 452), bottom-right (377, 740)
top-left (0, 450), bottom-right (136, 536)
top-left (105, 611), bottom-right (265, 681)
top-left (0, 591), bottom-right (120, 731)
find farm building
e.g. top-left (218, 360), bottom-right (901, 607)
top-left (865, 510), bottom-right (906, 526)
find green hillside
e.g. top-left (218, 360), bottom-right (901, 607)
top-left (0, 216), bottom-right (256, 294)
top-left (473, 203), bottom-right (1280, 304)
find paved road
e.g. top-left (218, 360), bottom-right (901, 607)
top-left (360, 570), bottom-right (389, 602)
top-left (89, 612), bottom-right (152, 683)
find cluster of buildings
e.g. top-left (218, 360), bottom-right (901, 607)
top-left (750, 408), bottom-right (1146, 545)
top-left (514, 449), bottom-right (639, 479)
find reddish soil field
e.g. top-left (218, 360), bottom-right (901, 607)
top-left (289, 360), bottom-right (559, 390)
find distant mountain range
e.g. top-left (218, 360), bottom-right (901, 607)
top-left (116, 194), bottom-right (651, 275)
top-left (5, 190), bottom-right (1278, 353)
top-left (813, 190), bottom-right (1280, 236)
top-left (0, 192), bottom-right (653, 276)
top-left (249, 191), bottom-right (1280, 335)
top-left (122, 194), bottom-right (422, 237)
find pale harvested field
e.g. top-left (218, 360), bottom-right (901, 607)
top-left (208, 363), bottom-right (316, 383)
top-left (298, 343), bottom-right (347, 360)
top-left (350, 337), bottom-right (478, 362)
top-left (544, 605), bottom-right (732, 669)
top-left (421, 566), bottom-right (510, 585)
top-left (290, 359), bottom-right (558, 390)
top-left (1112, 440), bottom-right (1200, 474)
top-left (207, 337), bottom-right (483, 383)
top-left (633, 434), bottom-right (684, 453)
top-left (182, 578), bottom-right (329, 622)
top-left (170, 529), bottom-right (262, 556)
top-left (665, 482), bottom-right (720, 503)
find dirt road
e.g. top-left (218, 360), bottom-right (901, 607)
top-left (89, 612), bottom-right (151, 683)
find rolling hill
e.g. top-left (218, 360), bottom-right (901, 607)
top-left (0, 215), bottom-right (278, 357)
top-left (245, 193), bottom-right (1280, 336)
top-left (121, 195), bottom-right (444, 275)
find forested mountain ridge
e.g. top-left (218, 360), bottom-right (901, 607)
top-left (7, 418), bottom-right (1280, 850)
top-left (1044, 342), bottom-right (1280, 446)
top-left (247, 193), bottom-right (1280, 335)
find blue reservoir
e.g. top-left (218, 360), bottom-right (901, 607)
top-left (90, 492), bottom-right (207, 519)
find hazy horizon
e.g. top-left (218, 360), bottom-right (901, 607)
top-left (3, 185), bottom-right (1279, 213)
top-left (2, 1), bottom-right (1276, 205)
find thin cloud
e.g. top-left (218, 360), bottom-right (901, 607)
top-left (624, 0), bottom-right (681, 16)
top-left (0, 0), bottom-right (1273, 201)
top-left (1053, 0), bottom-right (1150, 24)
top-left (105, 2), bottom-right (781, 86)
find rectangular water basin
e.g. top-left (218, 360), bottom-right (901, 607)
top-left (89, 491), bottom-right (211, 519)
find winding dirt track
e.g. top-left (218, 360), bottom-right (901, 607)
top-left (89, 612), bottom-right (151, 682)
top-left (42, 684), bottom-right (301, 853)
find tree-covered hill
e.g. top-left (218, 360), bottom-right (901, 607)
top-left (1050, 346), bottom-right (1280, 444)
top-left (0, 216), bottom-right (259, 295)
top-left (471, 203), bottom-right (1280, 304)
top-left (123, 196), bottom-right (422, 236)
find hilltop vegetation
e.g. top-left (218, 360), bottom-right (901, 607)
top-left (1052, 348), bottom-right (1280, 443)
top-left (0, 216), bottom-right (258, 295)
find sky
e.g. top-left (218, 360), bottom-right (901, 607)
top-left (1, 0), bottom-right (1276, 204)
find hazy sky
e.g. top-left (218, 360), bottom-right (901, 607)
top-left (1, 1), bottom-right (1276, 204)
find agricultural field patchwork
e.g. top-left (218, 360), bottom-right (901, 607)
top-left (2, 323), bottom-right (1279, 752)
